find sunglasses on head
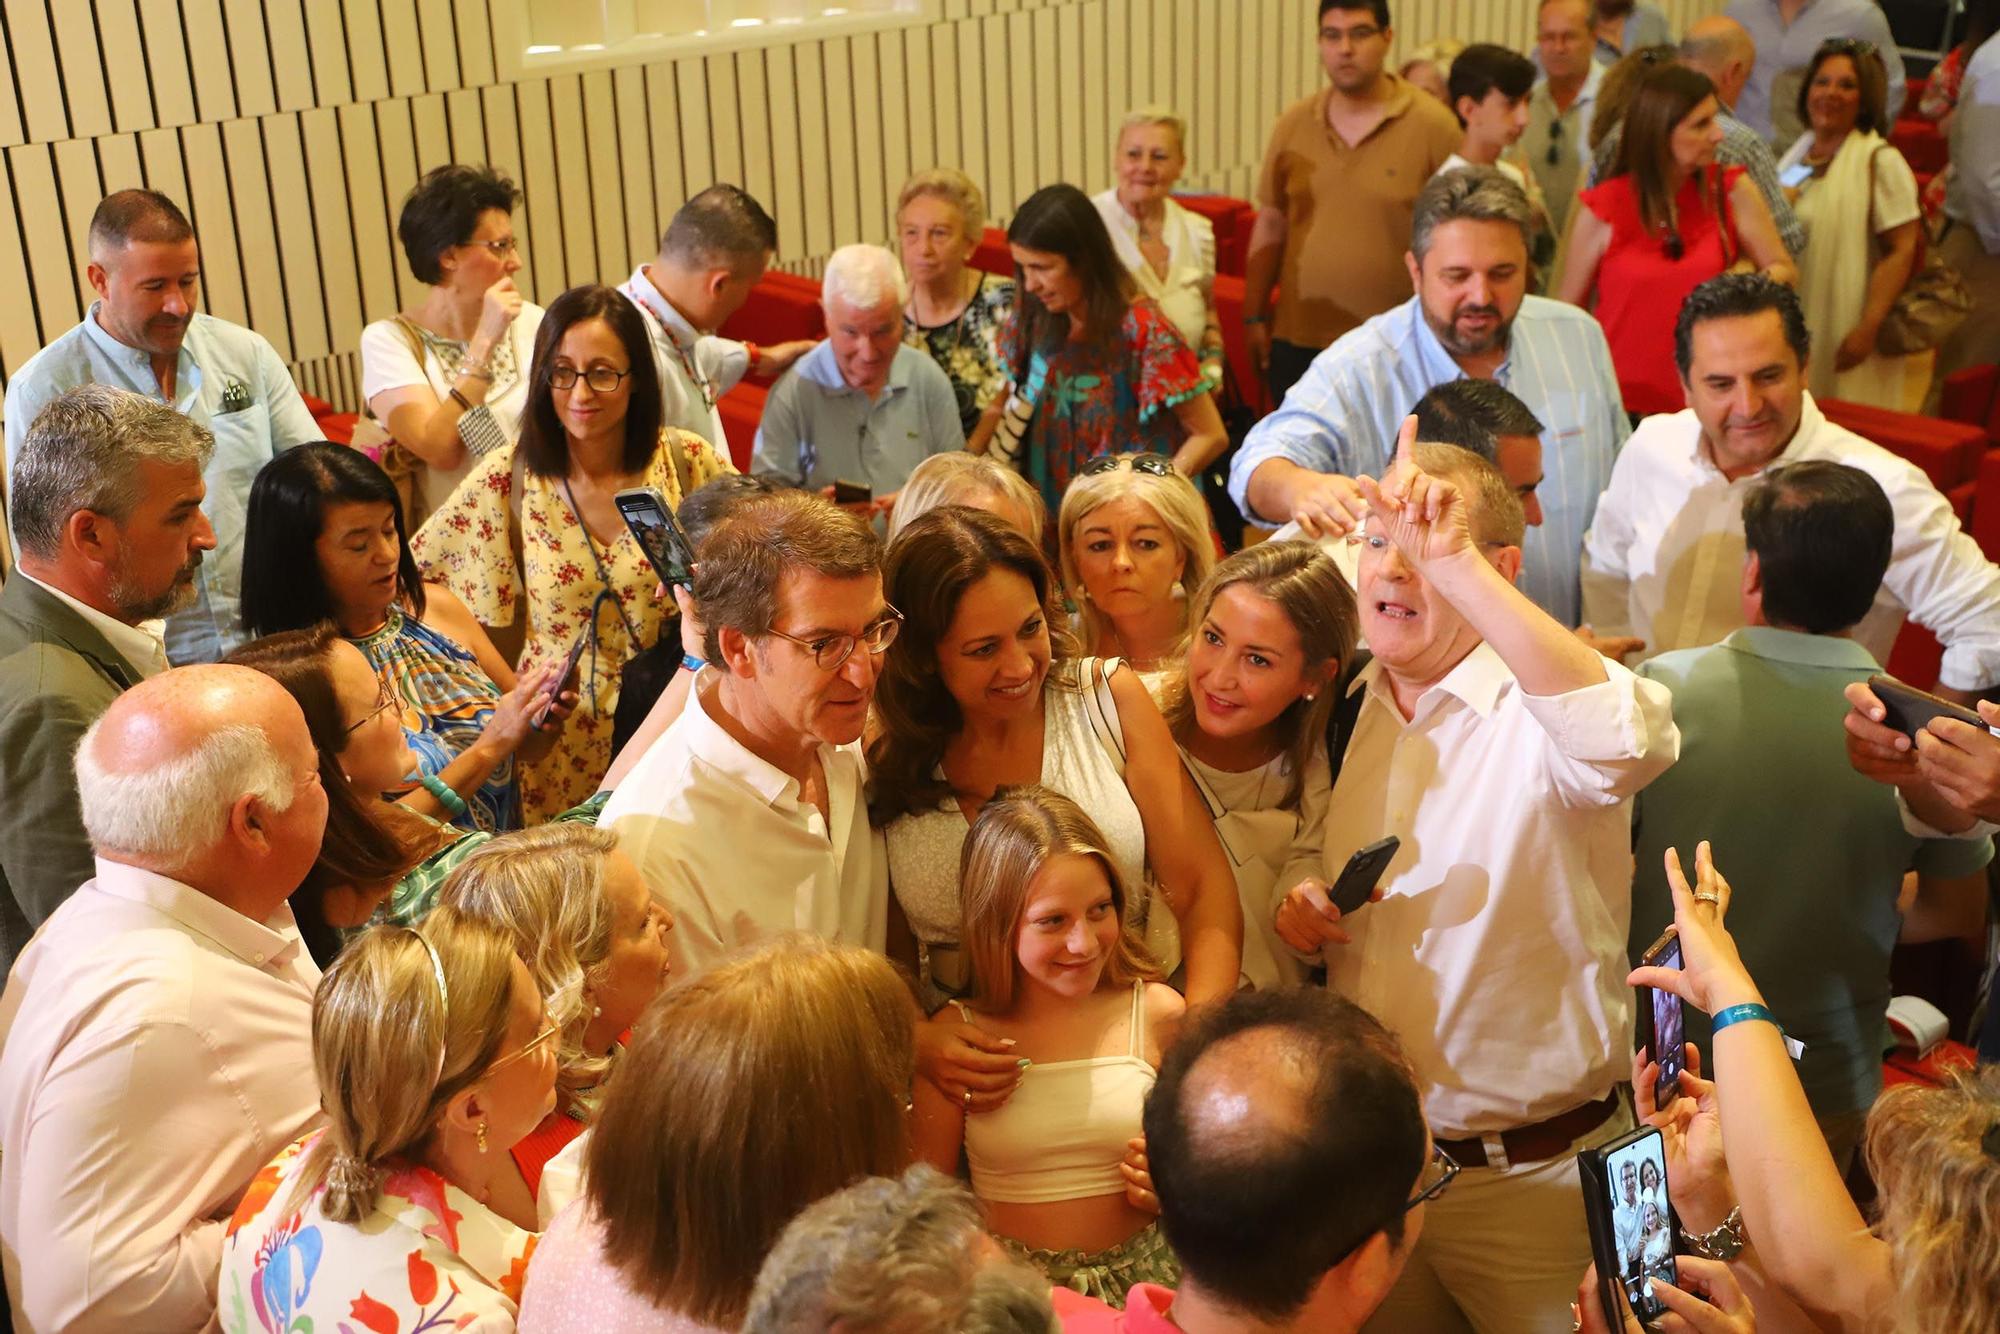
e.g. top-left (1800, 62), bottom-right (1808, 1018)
top-left (1082, 452), bottom-right (1177, 478)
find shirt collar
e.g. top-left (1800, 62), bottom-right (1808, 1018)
top-left (683, 674), bottom-right (825, 809)
top-left (80, 301), bottom-right (196, 389)
top-left (796, 339), bottom-right (911, 397)
top-left (1718, 626), bottom-right (1879, 670)
top-left (17, 570), bottom-right (168, 678)
top-left (89, 856), bottom-right (306, 970)
top-left (624, 265), bottom-right (701, 351)
top-left (1685, 392), bottom-right (1827, 477)
top-left (1358, 640), bottom-right (1512, 720)
top-left (1397, 296), bottom-right (1506, 386)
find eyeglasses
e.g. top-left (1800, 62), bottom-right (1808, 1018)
top-left (1546, 117), bottom-right (1563, 167)
top-left (1082, 452), bottom-right (1177, 478)
top-left (465, 235), bottom-right (519, 257)
top-left (766, 605), bottom-right (905, 671)
top-left (1816, 37), bottom-right (1878, 59)
top-left (486, 1014), bottom-right (562, 1075)
top-left (344, 672), bottom-right (397, 735)
top-left (548, 364), bottom-right (634, 393)
top-left (1319, 23), bottom-right (1381, 47)
top-left (1406, 1142), bottom-right (1461, 1212)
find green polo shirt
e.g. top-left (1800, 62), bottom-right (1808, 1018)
top-left (1631, 628), bottom-right (1993, 1120)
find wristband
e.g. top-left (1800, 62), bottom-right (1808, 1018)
top-left (681, 652), bottom-right (706, 673)
top-left (742, 340), bottom-right (761, 370)
top-left (419, 773), bottom-right (469, 820)
top-left (1710, 1002), bottom-right (1778, 1034)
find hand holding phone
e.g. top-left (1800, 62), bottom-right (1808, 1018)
top-left (1274, 837), bottom-right (1399, 955)
top-left (1329, 835), bottom-right (1400, 914)
top-left (1578, 1126), bottom-right (1678, 1330)
top-left (1634, 930), bottom-right (1686, 1106)
top-left (1865, 673), bottom-right (1990, 741)
top-left (534, 628), bottom-right (589, 727)
top-left (616, 487), bottom-right (698, 588)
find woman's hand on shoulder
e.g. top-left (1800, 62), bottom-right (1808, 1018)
top-left (915, 1012), bottom-right (1028, 1112)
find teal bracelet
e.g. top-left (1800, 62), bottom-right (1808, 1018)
top-left (420, 773), bottom-right (469, 820)
top-left (1711, 1002), bottom-right (1781, 1036)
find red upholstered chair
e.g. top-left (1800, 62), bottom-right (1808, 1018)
top-left (971, 226), bottom-right (1013, 278)
top-left (1173, 194), bottom-right (1257, 278)
top-left (1816, 399), bottom-right (1983, 518)
top-left (1974, 448), bottom-right (2000, 563)
top-left (301, 393), bottom-right (358, 447)
top-left (717, 381), bottom-right (766, 473)
top-left (717, 271), bottom-right (825, 377)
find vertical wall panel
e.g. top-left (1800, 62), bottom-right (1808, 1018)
top-left (51, 140), bottom-right (104, 314)
top-left (302, 0), bottom-right (355, 108)
top-left (220, 0), bottom-right (280, 118)
top-left (342, 0), bottom-right (391, 102)
top-left (417, 0), bottom-right (464, 94)
top-left (219, 118), bottom-right (290, 358)
top-left (91, 5), bottom-right (155, 134)
top-left (178, 123), bottom-right (249, 324)
top-left (446, 88), bottom-right (489, 165)
top-left (6, 0), bottom-right (71, 143)
top-left (379, 0), bottom-right (428, 99)
top-left (823, 40), bottom-right (862, 248)
top-left (0, 165), bottom-right (39, 384)
top-left (763, 46), bottom-right (809, 261)
top-left (136, 128), bottom-right (192, 220)
top-left (978, 17), bottom-right (1009, 212)
top-left (9, 146), bottom-right (79, 334)
top-left (514, 79), bottom-right (567, 294)
top-left (580, 71), bottom-right (628, 281)
top-left (674, 59), bottom-right (715, 194)
top-left (337, 102), bottom-right (401, 326)
top-left (879, 32), bottom-right (915, 201)
top-left (614, 69), bottom-right (657, 271)
top-left (372, 97), bottom-right (426, 308)
top-left (265, 1), bottom-right (317, 113)
top-left (643, 64), bottom-right (687, 227)
top-left (47, 2), bottom-right (114, 140)
top-left (549, 76), bottom-right (599, 289)
top-left (454, 0), bottom-right (499, 88)
top-left (480, 85), bottom-right (538, 293)
top-left (265, 114), bottom-right (330, 360)
top-left (300, 108), bottom-right (365, 355)
top-left (97, 136), bottom-right (147, 194)
top-left (0, 11), bottom-right (24, 147)
top-left (847, 36), bottom-right (888, 245)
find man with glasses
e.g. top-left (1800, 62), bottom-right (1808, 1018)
top-left (1273, 420), bottom-right (1678, 1332)
top-left (600, 490), bottom-right (894, 979)
top-left (1242, 0), bottom-right (1460, 404)
top-left (1053, 987), bottom-right (1449, 1333)
top-left (1725, 0), bottom-right (1904, 143)
top-left (1527, 0), bottom-right (1604, 245)
top-left (2, 190), bottom-right (319, 664)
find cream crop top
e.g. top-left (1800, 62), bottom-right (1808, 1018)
top-left (953, 982), bottom-right (1156, 1205)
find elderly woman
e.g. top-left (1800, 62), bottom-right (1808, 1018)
top-left (440, 824), bottom-right (674, 1198)
top-left (1057, 453), bottom-right (1216, 676)
top-left (898, 168), bottom-right (1016, 440)
top-left (1777, 40), bottom-right (1927, 410)
top-left (362, 164), bottom-right (544, 518)
top-left (886, 450), bottom-right (1046, 544)
top-left (1092, 109), bottom-right (1223, 391)
top-left (220, 909), bottom-right (559, 1330)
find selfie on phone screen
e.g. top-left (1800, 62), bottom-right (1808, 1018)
top-left (1607, 1134), bottom-right (1675, 1317)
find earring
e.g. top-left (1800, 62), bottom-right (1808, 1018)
top-left (1304, 693), bottom-right (1317, 701)
top-left (476, 1120), bottom-right (488, 1154)
top-left (591, 1005), bottom-right (602, 1018)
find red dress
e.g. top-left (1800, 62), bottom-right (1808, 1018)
top-left (1579, 165), bottom-right (1746, 416)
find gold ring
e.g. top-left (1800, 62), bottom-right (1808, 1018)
top-left (1694, 891), bottom-right (1722, 905)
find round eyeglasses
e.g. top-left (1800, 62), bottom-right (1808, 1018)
top-left (765, 606), bottom-right (905, 671)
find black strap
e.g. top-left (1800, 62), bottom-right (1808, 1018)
top-left (1323, 650), bottom-right (1374, 789)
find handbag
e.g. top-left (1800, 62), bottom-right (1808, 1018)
top-left (1869, 149), bottom-right (1973, 356)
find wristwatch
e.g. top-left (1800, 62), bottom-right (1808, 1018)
top-left (1679, 1205), bottom-right (1746, 1261)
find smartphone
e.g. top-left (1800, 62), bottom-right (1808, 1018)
top-left (1329, 835), bottom-right (1400, 915)
top-left (615, 486), bottom-right (697, 588)
top-left (1866, 673), bottom-right (1988, 740)
top-left (1579, 1125), bottom-right (1678, 1329)
top-left (833, 477), bottom-right (873, 506)
top-left (1634, 930), bottom-right (1686, 1105)
top-left (1778, 160), bottom-right (1814, 189)
top-left (534, 626), bottom-right (588, 726)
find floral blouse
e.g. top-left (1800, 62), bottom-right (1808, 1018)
top-left (997, 297), bottom-right (1206, 513)
top-left (902, 271), bottom-right (1015, 435)
top-left (221, 1130), bottom-right (537, 1334)
top-left (411, 429), bottom-right (732, 821)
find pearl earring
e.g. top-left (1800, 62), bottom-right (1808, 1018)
top-left (476, 1120), bottom-right (488, 1154)
top-left (591, 1005), bottom-right (602, 1018)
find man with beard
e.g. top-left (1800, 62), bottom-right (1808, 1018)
top-left (1231, 168), bottom-right (1627, 628)
top-left (0, 385), bottom-right (216, 970)
top-left (2, 190), bottom-right (318, 665)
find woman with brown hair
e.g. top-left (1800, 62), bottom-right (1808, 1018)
top-left (439, 824), bottom-right (674, 1198)
top-left (515, 936), bottom-right (914, 1332)
top-left (1558, 64), bottom-right (1796, 415)
top-left (220, 908), bottom-right (561, 1331)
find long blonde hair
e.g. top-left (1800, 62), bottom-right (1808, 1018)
top-left (1157, 540), bottom-right (1358, 810)
top-left (958, 785), bottom-right (1160, 1013)
top-left (291, 908), bottom-right (523, 1223)
top-left (1057, 458), bottom-right (1215, 657)
top-left (437, 823), bottom-right (622, 1118)
top-left (584, 935), bottom-right (915, 1328)
top-left (1866, 1066), bottom-right (2000, 1334)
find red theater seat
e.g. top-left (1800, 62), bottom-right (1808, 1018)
top-left (717, 271), bottom-right (825, 372)
top-left (718, 381), bottom-right (766, 473)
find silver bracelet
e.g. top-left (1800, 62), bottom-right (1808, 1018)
top-left (1679, 1204), bottom-right (1745, 1261)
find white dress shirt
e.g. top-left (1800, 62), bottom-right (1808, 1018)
top-left (1580, 397), bottom-right (2000, 691)
top-left (599, 673), bottom-right (887, 979)
top-left (1277, 644), bottom-right (1679, 1136)
top-left (618, 264), bottom-right (754, 450)
top-left (15, 571), bottom-right (168, 678)
top-left (0, 859), bottom-right (322, 1332)
top-left (1091, 190), bottom-right (1217, 362)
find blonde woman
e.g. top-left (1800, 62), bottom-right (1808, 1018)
top-left (1091, 109), bottom-right (1223, 389)
top-left (517, 937), bottom-right (914, 1333)
top-left (1156, 542), bottom-right (1359, 989)
top-left (897, 168), bottom-right (1016, 439)
top-left (886, 450), bottom-right (1046, 545)
top-left (911, 786), bottom-right (1185, 1308)
top-left (221, 909), bottom-right (560, 1331)
top-left (1058, 454), bottom-right (1216, 675)
top-left (439, 824), bottom-right (675, 1198)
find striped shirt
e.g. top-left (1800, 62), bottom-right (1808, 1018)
top-left (1229, 295), bottom-right (1629, 628)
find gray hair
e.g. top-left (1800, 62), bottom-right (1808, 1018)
top-left (743, 1165), bottom-right (1057, 1334)
top-left (822, 243), bottom-right (908, 312)
top-left (896, 168), bottom-right (988, 242)
top-left (74, 720), bottom-right (297, 872)
top-left (887, 452), bottom-right (1046, 544)
top-left (1118, 105), bottom-right (1188, 155)
top-left (1409, 166), bottom-right (1533, 263)
top-left (8, 384), bottom-right (215, 561)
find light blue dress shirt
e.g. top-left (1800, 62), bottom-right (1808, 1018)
top-left (750, 342), bottom-right (966, 496)
top-left (1228, 295), bottom-right (1630, 627)
top-left (1947, 32), bottom-right (2000, 253)
top-left (2, 306), bottom-right (320, 664)
top-left (1725, 0), bottom-right (1906, 142)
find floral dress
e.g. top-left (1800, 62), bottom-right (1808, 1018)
top-left (221, 1130), bottom-right (536, 1334)
top-left (902, 271), bottom-right (1015, 436)
top-left (352, 605), bottom-right (518, 832)
top-left (411, 429), bottom-right (732, 821)
top-left (996, 297), bottom-right (1206, 513)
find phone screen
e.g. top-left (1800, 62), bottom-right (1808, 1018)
top-left (617, 489), bottom-right (695, 587)
top-left (1649, 938), bottom-right (1685, 1102)
top-left (536, 628), bottom-right (589, 725)
top-left (1602, 1133), bottom-right (1676, 1322)
top-left (1778, 161), bottom-right (1813, 189)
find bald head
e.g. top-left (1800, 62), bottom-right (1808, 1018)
top-left (1680, 17), bottom-right (1754, 107)
top-left (77, 665), bottom-right (325, 903)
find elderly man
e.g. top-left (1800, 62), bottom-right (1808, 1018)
top-left (1275, 421), bottom-right (1679, 1331)
top-left (751, 244), bottom-right (965, 517)
top-left (1581, 274), bottom-right (2000, 699)
top-left (2, 190), bottom-right (318, 664)
top-left (600, 489), bottom-right (892, 977)
top-left (618, 183), bottom-right (815, 449)
top-left (1231, 168), bottom-right (1628, 627)
top-left (0, 664), bottom-right (327, 1331)
top-left (1527, 0), bottom-right (1606, 240)
top-left (0, 386), bottom-right (216, 971)
top-left (1725, 0), bottom-right (1904, 143)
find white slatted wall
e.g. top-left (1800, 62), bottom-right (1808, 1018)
top-left (0, 0), bottom-right (1722, 420)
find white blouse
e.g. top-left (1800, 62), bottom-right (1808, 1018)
top-left (1091, 189), bottom-right (1216, 363)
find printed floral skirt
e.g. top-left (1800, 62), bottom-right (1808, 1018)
top-left (997, 1220), bottom-right (1180, 1309)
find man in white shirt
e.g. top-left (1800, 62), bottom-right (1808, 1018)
top-left (1581, 274), bottom-right (2000, 698)
top-left (0, 385), bottom-right (216, 972)
top-left (601, 489), bottom-right (894, 978)
top-left (618, 184), bottom-right (814, 451)
top-left (0, 662), bottom-right (328, 1332)
top-left (1275, 419), bottom-right (1679, 1332)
